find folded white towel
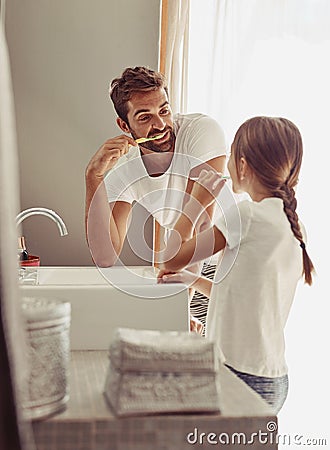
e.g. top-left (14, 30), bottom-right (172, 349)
top-left (104, 328), bottom-right (222, 417)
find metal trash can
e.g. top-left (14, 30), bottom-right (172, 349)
top-left (22, 297), bottom-right (71, 420)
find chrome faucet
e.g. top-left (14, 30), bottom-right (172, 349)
top-left (16, 207), bottom-right (68, 236)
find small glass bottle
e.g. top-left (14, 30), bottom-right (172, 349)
top-left (18, 236), bottom-right (29, 261)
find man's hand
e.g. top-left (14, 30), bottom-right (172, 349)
top-left (86, 135), bottom-right (137, 179)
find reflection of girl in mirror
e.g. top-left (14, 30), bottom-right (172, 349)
top-left (158, 116), bottom-right (315, 413)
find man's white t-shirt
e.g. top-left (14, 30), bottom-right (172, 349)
top-left (104, 113), bottom-right (226, 229)
top-left (208, 197), bottom-right (305, 377)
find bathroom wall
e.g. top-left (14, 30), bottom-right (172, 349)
top-left (5, 0), bottom-right (160, 265)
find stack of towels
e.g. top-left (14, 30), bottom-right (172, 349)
top-left (104, 328), bottom-right (221, 416)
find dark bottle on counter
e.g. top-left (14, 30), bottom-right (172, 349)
top-left (18, 236), bottom-right (29, 261)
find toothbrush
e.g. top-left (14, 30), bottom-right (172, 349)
top-left (189, 175), bottom-right (231, 181)
top-left (135, 132), bottom-right (167, 144)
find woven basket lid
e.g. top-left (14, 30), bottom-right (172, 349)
top-left (22, 297), bottom-right (71, 325)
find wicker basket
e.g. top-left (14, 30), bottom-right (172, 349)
top-left (104, 328), bottom-right (221, 417)
top-left (22, 297), bottom-right (71, 420)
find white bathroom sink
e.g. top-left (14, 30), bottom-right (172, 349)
top-left (36, 265), bottom-right (157, 286)
top-left (20, 266), bottom-right (189, 350)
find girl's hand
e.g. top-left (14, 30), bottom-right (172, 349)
top-left (190, 315), bottom-right (204, 335)
top-left (190, 169), bottom-right (226, 208)
top-left (157, 269), bottom-right (200, 287)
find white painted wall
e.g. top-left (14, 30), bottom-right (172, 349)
top-left (6, 0), bottom-right (160, 265)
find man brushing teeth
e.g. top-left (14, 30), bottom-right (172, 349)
top-left (85, 66), bottom-right (227, 334)
top-left (117, 88), bottom-right (175, 154)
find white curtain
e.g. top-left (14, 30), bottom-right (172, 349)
top-left (160, 0), bottom-right (190, 113)
top-left (0, 8), bottom-right (35, 450)
top-left (188, 0), bottom-right (330, 135)
top-left (187, 0), bottom-right (329, 442)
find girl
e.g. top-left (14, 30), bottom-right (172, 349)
top-left (158, 116), bottom-right (314, 413)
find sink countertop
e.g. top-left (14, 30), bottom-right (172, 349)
top-left (32, 351), bottom-right (278, 450)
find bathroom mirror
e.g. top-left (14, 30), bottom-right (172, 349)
top-left (6, 0), bottom-right (160, 265)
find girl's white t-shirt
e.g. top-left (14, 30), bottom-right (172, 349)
top-left (208, 197), bottom-right (305, 377)
top-left (104, 113), bottom-right (227, 229)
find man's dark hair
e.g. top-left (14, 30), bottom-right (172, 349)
top-left (109, 66), bottom-right (168, 123)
